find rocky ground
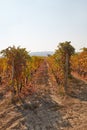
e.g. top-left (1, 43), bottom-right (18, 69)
top-left (0, 59), bottom-right (87, 130)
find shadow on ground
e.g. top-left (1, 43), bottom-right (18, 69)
top-left (67, 77), bottom-right (87, 101)
top-left (11, 93), bottom-right (72, 130)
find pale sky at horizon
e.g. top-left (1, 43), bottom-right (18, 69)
top-left (0, 0), bottom-right (87, 52)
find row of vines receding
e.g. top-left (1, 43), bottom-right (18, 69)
top-left (0, 43), bottom-right (87, 100)
top-left (47, 42), bottom-right (87, 92)
top-left (0, 46), bottom-right (43, 101)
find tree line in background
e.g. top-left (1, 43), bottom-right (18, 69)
top-left (0, 42), bottom-right (87, 100)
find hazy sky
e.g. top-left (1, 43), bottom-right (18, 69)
top-left (0, 0), bottom-right (87, 52)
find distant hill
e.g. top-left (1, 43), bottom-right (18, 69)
top-left (30, 51), bottom-right (54, 56)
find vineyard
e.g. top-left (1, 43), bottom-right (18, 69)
top-left (0, 42), bottom-right (87, 130)
top-left (71, 48), bottom-right (87, 80)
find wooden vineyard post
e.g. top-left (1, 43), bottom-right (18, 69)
top-left (11, 59), bottom-right (15, 100)
top-left (64, 53), bottom-right (69, 92)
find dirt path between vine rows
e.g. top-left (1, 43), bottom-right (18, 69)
top-left (0, 59), bottom-right (87, 130)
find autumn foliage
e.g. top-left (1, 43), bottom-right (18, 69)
top-left (71, 48), bottom-right (87, 79)
top-left (0, 46), bottom-right (43, 98)
top-left (0, 44), bottom-right (87, 100)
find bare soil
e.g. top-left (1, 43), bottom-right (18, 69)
top-left (0, 59), bottom-right (87, 130)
